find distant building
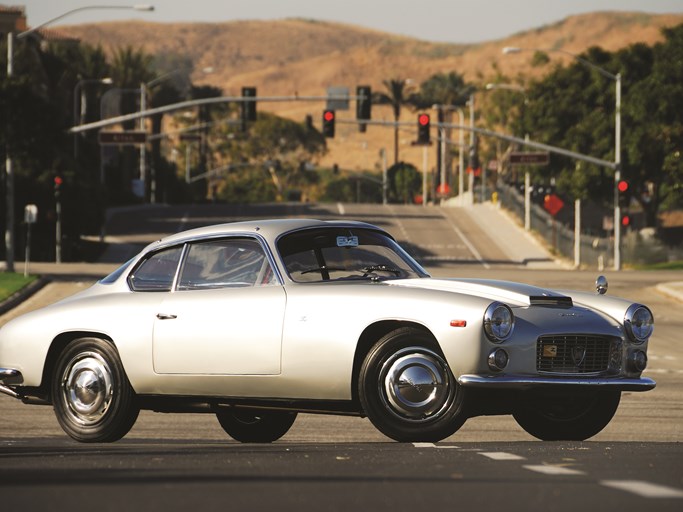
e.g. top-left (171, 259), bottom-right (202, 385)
top-left (0, 3), bottom-right (79, 44)
top-left (0, 4), bottom-right (27, 38)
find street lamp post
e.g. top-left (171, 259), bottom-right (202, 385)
top-left (4, 4), bottom-right (154, 272)
top-left (73, 77), bottom-right (113, 160)
top-left (502, 46), bottom-right (622, 270)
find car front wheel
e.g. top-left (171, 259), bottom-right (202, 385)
top-left (513, 388), bottom-right (621, 441)
top-left (359, 327), bottom-right (467, 442)
top-left (216, 409), bottom-right (297, 443)
top-left (52, 337), bottom-right (139, 442)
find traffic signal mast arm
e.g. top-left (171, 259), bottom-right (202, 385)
top-left (68, 95), bottom-right (617, 172)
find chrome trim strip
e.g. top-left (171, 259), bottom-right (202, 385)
top-left (458, 374), bottom-right (656, 391)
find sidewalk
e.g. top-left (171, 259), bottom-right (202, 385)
top-left (456, 201), bottom-right (567, 269)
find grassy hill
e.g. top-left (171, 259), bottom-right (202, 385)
top-left (61, 12), bottom-right (683, 171)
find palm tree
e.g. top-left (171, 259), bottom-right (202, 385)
top-left (375, 78), bottom-right (417, 165)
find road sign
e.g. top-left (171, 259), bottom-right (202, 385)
top-left (24, 204), bottom-right (38, 224)
top-left (544, 193), bottom-right (565, 217)
top-left (510, 152), bottom-right (550, 166)
top-left (99, 130), bottom-right (147, 145)
top-left (326, 86), bottom-right (349, 111)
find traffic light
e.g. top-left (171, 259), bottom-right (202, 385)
top-left (54, 176), bottom-right (63, 195)
top-left (417, 113), bottom-right (430, 144)
top-left (621, 213), bottom-right (632, 228)
top-left (322, 109), bottom-right (335, 138)
top-left (618, 179), bottom-right (631, 208)
top-left (241, 86), bottom-right (257, 131)
top-left (356, 85), bottom-right (371, 133)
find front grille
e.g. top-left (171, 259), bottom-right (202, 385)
top-left (536, 335), bottom-right (614, 374)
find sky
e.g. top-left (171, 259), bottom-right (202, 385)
top-left (19, 0), bottom-right (683, 43)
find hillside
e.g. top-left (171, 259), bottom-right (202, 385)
top-left (61, 12), bottom-right (683, 171)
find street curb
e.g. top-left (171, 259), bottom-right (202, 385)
top-left (0, 276), bottom-right (50, 317)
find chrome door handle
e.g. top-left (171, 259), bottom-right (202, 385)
top-left (156, 313), bottom-right (177, 320)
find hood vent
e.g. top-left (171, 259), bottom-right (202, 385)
top-left (530, 295), bottom-right (573, 307)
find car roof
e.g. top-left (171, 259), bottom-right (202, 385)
top-left (150, 218), bottom-right (389, 249)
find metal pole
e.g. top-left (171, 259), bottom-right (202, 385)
top-left (140, 83), bottom-right (147, 199)
top-left (458, 109), bottom-right (464, 200)
top-left (381, 148), bottom-right (388, 205)
top-left (574, 198), bottom-right (581, 268)
top-left (5, 32), bottom-right (15, 272)
top-left (422, 145), bottom-right (428, 207)
top-left (185, 145), bottom-right (191, 184)
top-left (524, 172), bottom-right (531, 231)
top-left (613, 74), bottom-right (622, 270)
top-left (440, 126), bottom-right (447, 203)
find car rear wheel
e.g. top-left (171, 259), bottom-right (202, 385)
top-left (359, 327), bottom-right (467, 442)
top-left (513, 388), bottom-right (621, 441)
top-left (52, 337), bottom-right (139, 443)
top-left (216, 409), bottom-right (297, 443)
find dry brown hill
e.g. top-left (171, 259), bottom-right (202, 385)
top-left (61, 12), bottom-right (683, 171)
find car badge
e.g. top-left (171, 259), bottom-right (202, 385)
top-left (572, 346), bottom-right (587, 367)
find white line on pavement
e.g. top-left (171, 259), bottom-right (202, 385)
top-left (601, 480), bottom-right (683, 499)
top-left (479, 452), bottom-right (526, 461)
top-left (523, 465), bottom-right (586, 476)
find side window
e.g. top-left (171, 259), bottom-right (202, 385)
top-left (177, 238), bottom-right (277, 290)
top-left (128, 246), bottom-right (183, 292)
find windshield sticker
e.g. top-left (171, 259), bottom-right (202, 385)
top-left (336, 236), bottom-right (359, 247)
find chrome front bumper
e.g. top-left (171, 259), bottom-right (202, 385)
top-left (0, 368), bottom-right (24, 399)
top-left (458, 374), bottom-right (656, 392)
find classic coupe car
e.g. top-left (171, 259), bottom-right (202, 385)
top-left (0, 219), bottom-right (655, 443)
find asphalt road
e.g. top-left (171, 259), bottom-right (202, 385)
top-left (1, 202), bottom-right (682, 509)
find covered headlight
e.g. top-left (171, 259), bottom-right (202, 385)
top-left (624, 304), bottom-right (654, 343)
top-left (484, 302), bottom-right (514, 342)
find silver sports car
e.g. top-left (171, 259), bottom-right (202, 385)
top-left (0, 219), bottom-right (655, 443)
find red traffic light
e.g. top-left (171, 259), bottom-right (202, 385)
top-left (621, 214), bottom-right (631, 227)
top-left (323, 110), bottom-right (335, 122)
top-left (54, 176), bottom-right (63, 186)
top-left (418, 114), bottom-right (430, 126)
top-left (618, 180), bottom-right (629, 193)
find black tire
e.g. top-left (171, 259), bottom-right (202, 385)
top-left (513, 388), bottom-right (621, 441)
top-left (216, 409), bottom-right (297, 443)
top-left (51, 337), bottom-right (139, 443)
top-left (358, 327), bottom-right (467, 442)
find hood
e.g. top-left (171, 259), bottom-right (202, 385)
top-left (387, 278), bottom-right (572, 307)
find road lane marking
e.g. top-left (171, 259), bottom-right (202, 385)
top-left (601, 480), bottom-right (683, 498)
top-left (412, 443), bottom-right (459, 449)
top-left (523, 465), bottom-right (585, 476)
top-left (439, 210), bottom-right (490, 269)
top-left (479, 452), bottom-right (526, 461)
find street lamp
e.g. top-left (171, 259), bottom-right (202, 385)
top-left (502, 46), bottom-right (622, 270)
top-left (4, 4), bottom-right (154, 272)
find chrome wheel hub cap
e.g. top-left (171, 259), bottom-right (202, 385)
top-left (381, 348), bottom-right (453, 422)
top-left (61, 352), bottom-right (113, 425)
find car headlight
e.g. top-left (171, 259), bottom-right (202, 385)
top-left (484, 302), bottom-right (514, 342)
top-left (624, 304), bottom-right (654, 343)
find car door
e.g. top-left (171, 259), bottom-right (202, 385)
top-left (152, 237), bottom-right (285, 375)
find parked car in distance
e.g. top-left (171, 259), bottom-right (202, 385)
top-left (0, 219), bottom-right (655, 443)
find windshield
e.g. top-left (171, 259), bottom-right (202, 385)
top-left (277, 227), bottom-right (428, 283)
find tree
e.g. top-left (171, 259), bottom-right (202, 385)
top-left (213, 113), bottom-right (327, 202)
top-left (625, 25), bottom-right (683, 225)
top-left (375, 78), bottom-right (417, 165)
